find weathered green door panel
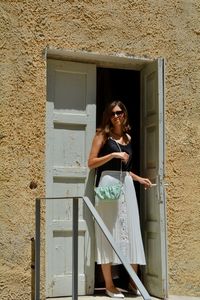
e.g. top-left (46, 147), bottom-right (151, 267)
top-left (46, 59), bottom-right (96, 297)
top-left (140, 59), bottom-right (168, 299)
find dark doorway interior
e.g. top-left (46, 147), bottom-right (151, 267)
top-left (95, 67), bottom-right (141, 291)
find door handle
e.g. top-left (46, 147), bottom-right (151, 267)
top-left (150, 177), bottom-right (168, 204)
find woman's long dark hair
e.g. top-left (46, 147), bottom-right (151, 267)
top-left (97, 100), bottom-right (131, 138)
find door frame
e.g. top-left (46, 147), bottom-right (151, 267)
top-left (45, 48), bottom-right (168, 297)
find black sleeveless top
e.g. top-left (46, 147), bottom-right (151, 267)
top-left (96, 137), bottom-right (133, 186)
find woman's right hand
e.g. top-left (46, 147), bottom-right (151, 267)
top-left (114, 151), bottom-right (129, 163)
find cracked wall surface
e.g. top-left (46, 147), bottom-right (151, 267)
top-left (0, 0), bottom-right (200, 299)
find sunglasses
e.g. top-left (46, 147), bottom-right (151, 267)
top-left (111, 110), bottom-right (123, 117)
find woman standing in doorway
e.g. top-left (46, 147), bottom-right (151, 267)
top-left (88, 101), bottom-right (152, 298)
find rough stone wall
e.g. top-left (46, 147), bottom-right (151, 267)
top-left (0, 0), bottom-right (200, 299)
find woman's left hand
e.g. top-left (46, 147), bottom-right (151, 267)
top-left (138, 177), bottom-right (152, 189)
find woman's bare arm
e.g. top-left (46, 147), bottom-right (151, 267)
top-left (129, 171), bottom-right (152, 188)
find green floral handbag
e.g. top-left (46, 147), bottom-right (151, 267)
top-left (94, 182), bottom-right (123, 201)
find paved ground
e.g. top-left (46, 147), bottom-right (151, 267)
top-left (47, 294), bottom-right (200, 300)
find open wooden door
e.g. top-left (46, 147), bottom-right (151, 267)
top-left (140, 58), bottom-right (168, 299)
top-left (46, 59), bottom-right (96, 297)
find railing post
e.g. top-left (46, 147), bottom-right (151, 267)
top-left (31, 237), bottom-right (35, 300)
top-left (35, 198), bottom-right (40, 300)
top-left (72, 197), bottom-right (78, 300)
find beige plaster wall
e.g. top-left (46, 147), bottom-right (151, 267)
top-left (0, 0), bottom-right (200, 299)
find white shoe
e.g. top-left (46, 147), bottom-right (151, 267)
top-left (106, 289), bottom-right (125, 298)
top-left (128, 283), bottom-right (141, 296)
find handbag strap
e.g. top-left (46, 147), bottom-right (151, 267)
top-left (109, 137), bottom-right (123, 182)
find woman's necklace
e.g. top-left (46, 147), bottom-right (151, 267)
top-left (111, 130), bottom-right (128, 145)
top-left (111, 131), bottom-right (124, 139)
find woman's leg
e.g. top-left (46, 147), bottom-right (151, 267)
top-left (131, 263), bottom-right (138, 273)
top-left (129, 264), bottom-right (140, 295)
top-left (130, 264), bottom-right (138, 288)
top-left (101, 263), bottom-right (119, 293)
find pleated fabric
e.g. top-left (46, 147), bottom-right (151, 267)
top-left (95, 170), bottom-right (146, 265)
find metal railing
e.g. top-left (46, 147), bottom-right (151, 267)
top-left (35, 196), bottom-right (151, 300)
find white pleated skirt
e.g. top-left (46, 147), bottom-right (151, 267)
top-left (95, 170), bottom-right (146, 265)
